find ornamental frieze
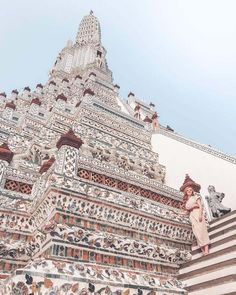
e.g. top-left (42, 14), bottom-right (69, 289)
top-left (0, 210), bottom-right (32, 232)
top-left (76, 106), bottom-right (151, 143)
top-left (76, 158), bottom-right (180, 202)
top-left (0, 258), bottom-right (186, 295)
top-left (75, 124), bottom-right (157, 162)
top-left (77, 139), bottom-right (164, 182)
top-left (44, 222), bottom-right (191, 264)
top-left (0, 218), bottom-right (191, 266)
top-left (29, 186), bottom-right (192, 243)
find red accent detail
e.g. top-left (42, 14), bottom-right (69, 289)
top-left (39, 156), bottom-right (55, 174)
top-left (151, 112), bottom-right (158, 120)
top-left (56, 129), bottom-right (83, 150)
top-left (56, 93), bottom-right (67, 101)
top-left (4, 179), bottom-right (32, 194)
top-left (143, 116), bottom-right (152, 123)
top-left (0, 92), bottom-right (6, 97)
top-left (30, 97), bottom-right (41, 106)
top-left (0, 143), bottom-right (14, 163)
top-left (5, 101), bottom-right (16, 110)
top-left (134, 104), bottom-right (141, 111)
top-left (83, 88), bottom-right (95, 96)
top-left (11, 89), bottom-right (18, 94)
top-left (180, 174), bottom-right (201, 193)
top-left (78, 169), bottom-right (182, 209)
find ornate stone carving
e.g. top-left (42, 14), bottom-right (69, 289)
top-left (0, 258), bottom-right (186, 295)
top-left (77, 168), bottom-right (182, 208)
top-left (45, 222), bottom-right (191, 263)
top-left (56, 128), bottom-right (83, 150)
top-left (0, 11), bottom-right (196, 295)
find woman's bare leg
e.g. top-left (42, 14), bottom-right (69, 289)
top-left (204, 245), bottom-right (209, 255)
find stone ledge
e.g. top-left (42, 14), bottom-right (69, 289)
top-left (209, 215), bottom-right (236, 233)
top-left (181, 245), bottom-right (236, 268)
top-left (185, 274), bottom-right (236, 293)
top-left (191, 234), bottom-right (236, 256)
top-left (192, 226), bottom-right (236, 251)
top-left (209, 210), bottom-right (236, 226)
top-left (179, 250), bottom-right (236, 275)
top-left (210, 223), bottom-right (236, 240)
top-left (178, 258), bottom-right (236, 280)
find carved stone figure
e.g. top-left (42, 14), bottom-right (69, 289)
top-left (11, 142), bottom-right (35, 168)
top-left (95, 55), bottom-right (103, 68)
top-left (206, 185), bottom-right (231, 218)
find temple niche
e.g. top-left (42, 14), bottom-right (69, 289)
top-left (0, 10), bottom-right (235, 295)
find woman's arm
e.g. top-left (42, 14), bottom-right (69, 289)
top-left (190, 205), bottom-right (199, 210)
top-left (197, 199), bottom-right (203, 222)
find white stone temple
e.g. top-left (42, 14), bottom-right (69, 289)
top-left (0, 11), bottom-right (235, 295)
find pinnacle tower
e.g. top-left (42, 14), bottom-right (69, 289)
top-left (76, 10), bottom-right (101, 45)
top-left (51, 11), bottom-right (111, 81)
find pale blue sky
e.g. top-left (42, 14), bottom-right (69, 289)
top-left (0, 0), bottom-right (236, 155)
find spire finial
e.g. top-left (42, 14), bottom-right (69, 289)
top-left (76, 10), bottom-right (101, 45)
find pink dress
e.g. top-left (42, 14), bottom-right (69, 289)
top-left (185, 195), bottom-right (210, 247)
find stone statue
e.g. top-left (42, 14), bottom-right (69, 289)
top-left (95, 55), bottom-right (103, 68)
top-left (206, 185), bottom-right (231, 218)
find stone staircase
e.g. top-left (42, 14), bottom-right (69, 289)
top-left (179, 210), bottom-right (236, 295)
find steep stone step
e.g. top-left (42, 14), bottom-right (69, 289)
top-left (191, 226), bottom-right (236, 252)
top-left (209, 210), bottom-right (236, 226)
top-left (209, 215), bottom-right (236, 234)
top-left (192, 231), bottom-right (236, 257)
top-left (180, 244), bottom-right (236, 272)
top-left (191, 213), bottom-right (236, 248)
top-left (184, 267), bottom-right (236, 290)
top-left (179, 257), bottom-right (236, 280)
top-left (191, 235), bottom-right (236, 261)
top-left (186, 276), bottom-right (236, 295)
top-left (179, 248), bottom-right (236, 275)
top-left (179, 211), bottom-right (236, 294)
top-left (210, 223), bottom-right (236, 240)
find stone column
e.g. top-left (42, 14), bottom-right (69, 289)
top-left (55, 129), bottom-right (83, 178)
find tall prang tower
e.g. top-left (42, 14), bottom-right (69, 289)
top-left (0, 12), bottom-right (193, 295)
top-left (51, 11), bottom-right (113, 85)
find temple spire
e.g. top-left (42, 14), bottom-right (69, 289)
top-left (76, 11), bottom-right (101, 45)
top-left (50, 11), bottom-right (112, 81)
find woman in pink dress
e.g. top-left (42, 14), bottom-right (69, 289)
top-left (180, 175), bottom-right (210, 256)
